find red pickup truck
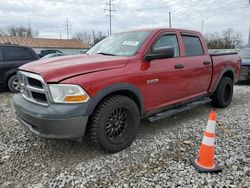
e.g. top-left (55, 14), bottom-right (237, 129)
top-left (13, 28), bottom-right (241, 152)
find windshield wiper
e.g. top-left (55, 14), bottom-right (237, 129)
top-left (96, 52), bottom-right (117, 56)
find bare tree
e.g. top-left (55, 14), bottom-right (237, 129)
top-left (72, 31), bottom-right (107, 46)
top-left (221, 28), bottom-right (242, 49)
top-left (205, 28), bottom-right (242, 49)
top-left (72, 32), bottom-right (92, 45)
top-left (6, 26), bottom-right (39, 38)
top-left (92, 30), bottom-right (107, 45)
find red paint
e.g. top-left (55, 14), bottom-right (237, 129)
top-left (19, 28), bottom-right (241, 113)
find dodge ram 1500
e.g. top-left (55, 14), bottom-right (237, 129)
top-left (13, 28), bottom-right (241, 152)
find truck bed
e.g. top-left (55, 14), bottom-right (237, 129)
top-left (208, 52), bottom-right (241, 94)
top-left (209, 52), bottom-right (238, 56)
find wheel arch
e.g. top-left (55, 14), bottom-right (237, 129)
top-left (86, 83), bottom-right (144, 118)
top-left (211, 66), bottom-right (235, 95)
top-left (6, 69), bottom-right (17, 82)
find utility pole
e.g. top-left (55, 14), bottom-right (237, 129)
top-left (249, 1), bottom-right (250, 47)
top-left (27, 23), bottom-right (31, 38)
top-left (248, 25), bottom-right (250, 47)
top-left (169, 12), bottom-right (172, 28)
top-left (64, 18), bottom-right (72, 39)
top-left (201, 20), bottom-right (204, 34)
top-left (105, 0), bottom-right (116, 36)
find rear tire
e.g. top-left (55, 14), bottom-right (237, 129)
top-left (8, 74), bottom-right (20, 93)
top-left (211, 77), bottom-right (233, 108)
top-left (89, 95), bottom-right (140, 152)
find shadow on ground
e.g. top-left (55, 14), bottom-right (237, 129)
top-left (237, 80), bottom-right (250, 85)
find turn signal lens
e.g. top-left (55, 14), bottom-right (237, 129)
top-left (64, 95), bottom-right (89, 102)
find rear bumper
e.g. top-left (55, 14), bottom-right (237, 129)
top-left (13, 94), bottom-right (89, 141)
top-left (240, 66), bottom-right (250, 80)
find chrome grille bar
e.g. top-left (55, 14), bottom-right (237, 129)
top-left (25, 85), bottom-right (45, 94)
top-left (18, 71), bottom-right (51, 106)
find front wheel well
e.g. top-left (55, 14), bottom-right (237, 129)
top-left (91, 90), bottom-right (143, 118)
top-left (104, 90), bottom-right (142, 115)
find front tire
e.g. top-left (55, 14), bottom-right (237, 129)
top-left (8, 74), bottom-right (20, 92)
top-left (211, 77), bottom-right (233, 108)
top-left (89, 95), bottom-right (140, 152)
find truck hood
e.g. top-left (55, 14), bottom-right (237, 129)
top-left (241, 58), bottom-right (250, 66)
top-left (20, 54), bottom-right (130, 82)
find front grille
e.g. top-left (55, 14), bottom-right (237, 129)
top-left (18, 71), bottom-right (50, 106)
top-left (28, 77), bottom-right (43, 88)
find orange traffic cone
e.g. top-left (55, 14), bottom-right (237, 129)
top-left (190, 111), bottom-right (222, 173)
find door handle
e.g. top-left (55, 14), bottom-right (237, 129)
top-left (175, 64), bottom-right (184, 69)
top-left (203, 61), bottom-right (211, 65)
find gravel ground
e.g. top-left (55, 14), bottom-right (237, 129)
top-left (0, 84), bottom-right (250, 188)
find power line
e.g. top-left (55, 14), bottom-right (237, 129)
top-left (105, 0), bottom-right (116, 36)
top-left (136, 2), bottom-right (250, 14)
top-left (64, 18), bottom-right (72, 39)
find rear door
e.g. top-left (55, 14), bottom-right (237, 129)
top-left (2, 46), bottom-right (35, 76)
top-left (180, 34), bottom-right (212, 97)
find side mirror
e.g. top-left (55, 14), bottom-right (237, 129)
top-left (145, 46), bottom-right (175, 61)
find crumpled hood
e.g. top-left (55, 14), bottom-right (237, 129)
top-left (19, 54), bottom-right (130, 82)
top-left (241, 58), bottom-right (250, 66)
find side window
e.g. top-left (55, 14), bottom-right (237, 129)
top-left (3, 47), bottom-right (33, 61)
top-left (153, 35), bottom-right (180, 57)
top-left (182, 35), bottom-right (204, 56)
top-left (0, 49), bottom-right (3, 61)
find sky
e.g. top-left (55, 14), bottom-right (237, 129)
top-left (0, 0), bottom-right (250, 44)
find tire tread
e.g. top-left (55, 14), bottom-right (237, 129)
top-left (211, 77), bottom-right (233, 108)
top-left (88, 95), bottom-right (139, 152)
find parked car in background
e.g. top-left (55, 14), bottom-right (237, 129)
top-left (13, 28), bottom-right (240, 152)
top-left (0, 45), bottom-right (39, 92)
top-left (41, 53), bottom-right (66, 59)
top-left (38, 49), bottom-right (63, 58)
top-left (80, 49), bottom-right (89, 54)
top-left (238, 48), bottom-right (250, 80)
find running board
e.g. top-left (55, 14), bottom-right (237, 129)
top-left (147, 97), bottom-right (212, 123)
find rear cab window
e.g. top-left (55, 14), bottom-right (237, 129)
top-left (3, 47), bottom-right (34, 61)
top-left (181, 35), bottom-right (204, 56)
top-left (152, 33), bottom-right (180, 57)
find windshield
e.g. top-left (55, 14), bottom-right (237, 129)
top-left (238, 49), bottom-right (250, 59)
top-left (87, 31), bottom-right (151, 56)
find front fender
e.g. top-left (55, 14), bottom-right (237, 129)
top-left (85, 83), bottom-right (144, 117)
